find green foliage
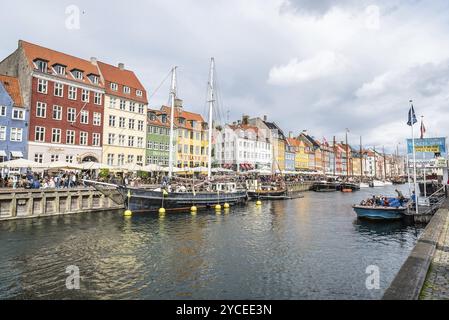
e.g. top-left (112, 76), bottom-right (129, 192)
top-left (99, 169), bottom-right (110, 178)
top-left (138, 171), bottom-right (149, 179)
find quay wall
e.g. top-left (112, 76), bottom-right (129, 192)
top-left (286, 182), bottom-right (313, 193)
top-left (0, 188), bottom-right (125, 221)
top-left (382, 200), bottom-right (449, 300)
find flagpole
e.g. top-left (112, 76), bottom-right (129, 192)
top-left (421, 116), bottom-right (427, 200)
top-left (410, 100), bottom-right (419, 214)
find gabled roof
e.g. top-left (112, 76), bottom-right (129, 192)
top-left (19, 40), bottom-right (103, 88)
top-left (97, 61), bottom-right (148, 104)
top-left (229, 124), bottom-right (259, 134)
top-left (0, 75), bottom-right (24, 107)
top-left (286, 137), bottom-right (300, 147)
top-left (147, 108), bottom-right (173, 128)
top-left (300, 133), bottom-right (321, 149)
top-left (263, 121), bottom-right (286, 140)
top-left (160, 106), bottom-right (204, 130)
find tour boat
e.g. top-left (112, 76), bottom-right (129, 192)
top-left (311, 181), bottom-right (340, 192)
top-left (247, 189), bottom-right (287, 200)
top-left (339, 182), bottom-right (360, 192)
top-left (352, 205), bottom-right (408, 220)
top-left (359, 182), bottom-right (370, 188)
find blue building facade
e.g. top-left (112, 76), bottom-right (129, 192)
top-left (0, 75), bottom-right (28, 163)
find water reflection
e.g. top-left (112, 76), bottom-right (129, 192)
top-left (0, 185), bottom-right (424, 300)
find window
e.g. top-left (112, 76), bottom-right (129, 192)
top-left (123, 86), bottom-right (131, 94)
top-left (66, 130), bottom-right (75, 144)
top-left (127, 155), bottom-right (134, 163)
top-left (12, 108), bottom-right (25, 120)
top-left (0, 126), bottom-right (6, 140)
top-left (52, 128), bottom-right (61, 143)
top-left (88, 75), bottom-right (99, 84)
top-left (35, 60), bottom-right (48, 72)
top-left (82, 89), bottom-right (89, 102)
top-left (109, 115), bottom-right (116, 127)
top-left (108, 133), bottom-right (116, 145)
top-left (72, 70), bottom-right (83, 80)
top-left (93, 112), bottom-right (101, 126)
top-left (119, 135), bottom-right (125, 146)
top-left (36, 102), bottom-right (47, 118)
top-left (94, 92), bottom-right (102, 105)
top-left (10, 128), bottom-right (23, 142)
top-left (136, 90), bottom-right (143, 97)
top-left (35, 126), bottom-right (45, 142)
top-left (118, 154), bottom-right (125, 166)
top-left (129, 102), bottom-right (136, 112)
top-left (50, 155), bottom-right (59, 162)
top-left (137, 137), bottom-right (143, 148)
top-left (110, 97), bottom-right (116, 108)
top-left (66, 155), bottom-right (74, 163)
top-left (137, 155), bottom-right (143, 165)
top-left (147, 141), bottom-right (153, 149)
top-left (80, 110), bottom-right (89, 124)
top-left (128, 119), bottom-right (135, 130)
top-left (107, 154), bottom-right (114, 166)
top-left (67, 108), bottom-right (76, 122)
top-left (34, 153), bottom-right (43, 163)
top-left (68, 86), bottom-right (77, 100)
top-left (138, 104), bottom-right (144, 114)
top-left (54, 83), bottom-right (64, 97)
top-left (128, 136), bottom-right (135, 147)
top-left (37, 79), bottom-right (48, 93)
top-left (110, 83), bottom-right (118, 91)
top-left (80, 132), bottom-right (88, 145)
top-left (54, 65), bottom-right (65, 75)
top-left (138, 120), bottom-right (144, 131)
top-left (0, 106), bottom-right (6, 116)
top-left (92, 133), bottom-right (100, 146)
top-left (119, 117), bottom-right (125, 128)
top-left (120, 100), bottom-right (126, 110)
top-left (52, 105), bottom-right (62, 120)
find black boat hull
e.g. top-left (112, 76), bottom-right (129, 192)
top-left (247, 189), bottom-right (287, 200)
top-left (123, 188), bottom-right (248, 213)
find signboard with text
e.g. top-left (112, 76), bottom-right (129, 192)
top-left (407, 137), bottom-right (446, 154)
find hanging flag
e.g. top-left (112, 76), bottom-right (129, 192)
top-left (420, 119), bottom-right (426, 139)
top-left (323, 137), bottom-right (329, 146)
top-left (407, 105), bottom-right (417, 126)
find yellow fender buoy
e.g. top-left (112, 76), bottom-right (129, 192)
top-left (159, 208), bottom-right (166, 214)
top-left (215, 204), bottom-right (222, 211)
top-left (191, 206), bottom-right (198, 213)
top-left (124, 210), bottom-right (132, 217)
top-left (256, 200), bottom-right (262, 206)
top-left (224, 203), bottom-right (230, 209)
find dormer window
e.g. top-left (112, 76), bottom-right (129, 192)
top-left (178, 117), bottom-right (185, 125)
top-left (71, 69), bottom-right (83, 80)
top-left (161, 115), bottom-right (167, 123)
top-left (110, 83), bottom-right (118, 91)
top-left (136, 90), bottom-right (143, 97)
top-left (34, 59), bottom-right (48, 73)
top-left (53, 64), bottom-right (66, 75)
top-left (149, 113), bottom-right (156, 121)
top-left (88, 74), bottom-right (99, 84)
top-left (123, 86), bottom-right (131, 94)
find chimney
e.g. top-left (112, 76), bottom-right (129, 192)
top-left (263, 115), bottom-right (267, 121)
top-left (174, 98), bottom-right (183, 109)
top-left (242, 115), bottom-right (249, 125)
top-left (118, 63), bottom-right (125, 70)
top-left (289, 131), bottom-right (293, 139)
top-left (90, 57), bottom-right (98, 65)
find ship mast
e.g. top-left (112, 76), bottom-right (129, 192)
top-left (168, 67), bottom-right (177, 179)
top-left (207, 58), bottom-right (215, 179)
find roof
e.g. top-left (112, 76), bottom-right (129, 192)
top-left (0, 75), bottom-right (24, 107)
top-left (263, 121), bottom-right (286, 140)
top-left (19, 40), bottom-right (103, 88)
top-left (147, 109), bottom-right (173, 128)
top-left (97, 61), bottom-right (148, 104)
top-left (229, 124), bottom-right (259, 134)
top-left (286, 137), bottom-right (300, 147)
top-left (160, 106), bottom-right (205, 130)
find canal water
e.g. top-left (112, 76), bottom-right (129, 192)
top-left (0, 185), bottom-right (423, 300)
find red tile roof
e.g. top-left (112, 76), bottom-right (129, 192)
top-left (147, 109), bottom-right (173, 128)
top-left (19, 40), bottom-right (103, 88)
top-left (229, 124), bottom-right (259, 134)
top-left (286, 137), bottom-right (300, 147)
top-left (0, 75), bottom-right (24, 107)
top-left (97, 61), bottom-right (148, 104)
top-left (160, 106), bottom-right (205, 130)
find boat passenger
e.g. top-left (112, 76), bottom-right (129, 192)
top-left (395, 189), bottom-right (405, 205)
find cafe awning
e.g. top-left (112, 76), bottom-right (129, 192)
top-left (10, 151), bottom-right (24, 158)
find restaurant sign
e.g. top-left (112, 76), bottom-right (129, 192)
top-left (407, 137), bottom-right (446, 154)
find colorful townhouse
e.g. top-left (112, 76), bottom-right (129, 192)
top-left (248, 116), bottom-right (284, 171)
top-left (286, 137), bottom-right (304, 171)
top-left (0, 75), bottom-right (28, 162)
top-left (298, 132), bottom-right (320, 172)
top-left (215, 118), bottom-right (272, 172)
top-left (161, 101), bottom-right (208, 168)
top-left (320, 140), bottom-right (335, 175)
top-left (284, 137), bottom-right (296, 172)
top-left (146, 108), bottom-right (175, 166)
top-left (0, 40), bottom-right (105, 163)
top-left (97, 61), bottom-right (147, 167)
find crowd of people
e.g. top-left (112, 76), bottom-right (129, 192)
top-left (359, 189), bottom-right (410, 208)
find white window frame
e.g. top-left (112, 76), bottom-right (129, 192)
top-left (68, 86), bottom-right (77, 100)
top-left (10, 127), bottom-right (23, 142)
top-left (92, 133), bottom-right (100, 146)
top-left (37, 79), bottom-right (48, 94)
top-left (123, 86), bottom-right (131, 94)
top-left (93, 112), bottom-right (101, 126)
top-left (54, 82), bottom-right (64, 97)
top-left (0, 105), bottom-right (6, 117)
top-left (81, 89), bottom-right (90, 102)
top-left (52, 105), bottom-right (62, 120)
top-left (110, 83), bottom-right (118, 91)
top-left (52, 128), bottom-right (61, 143)
top-left (12, 108), bottom-right (25, 120)
top-left (80, 131), bottom-right (88, 146)
top-left (67, 108), bottom-right (76, 122)
top-left (66, 130), bottom-right (75, 145)
top-left (35, 126), bottom-right (45, 142)
top-left (80, 110), bottom-right (89, 124)
top-left (94, 92), bottom-right (102, 105)
top-left (0, 126), bottom-right (6, 140)
top-left (36, 102), bottom-right (47, 118)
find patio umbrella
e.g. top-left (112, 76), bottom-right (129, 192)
top-left (81, 161), bottom-right (112, 170)
top-left (44, 161), bottom-right (84, 170)
top-left (0, 158), bottom-right (47, 169)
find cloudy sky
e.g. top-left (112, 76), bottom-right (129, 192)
top-left (2, 0), bottom-right (449, 152)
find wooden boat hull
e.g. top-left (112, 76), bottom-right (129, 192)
top-left (123, 188), bottom-right (248, 213)
top-left (352, 205), bottom-right (407, 220)
top-left (247, 189), bottom-right (287, 200)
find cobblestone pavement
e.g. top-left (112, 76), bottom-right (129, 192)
top-left (420, 212), bottom-right (449, 300)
